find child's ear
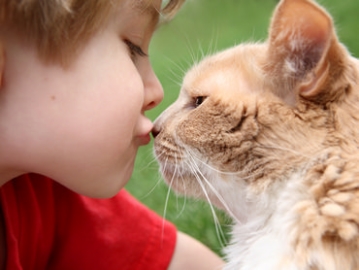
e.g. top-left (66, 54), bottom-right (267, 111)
top-left (0, 42), bottom-right (4, 88)
top-left (265, 0), bottom-right (343, 103)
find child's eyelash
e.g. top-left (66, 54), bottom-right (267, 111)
top-left (124, 40), bottom-right (147, 57)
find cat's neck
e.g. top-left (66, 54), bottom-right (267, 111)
top-left (225, 151), bottom-right (359, 269)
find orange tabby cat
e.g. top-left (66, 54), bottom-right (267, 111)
top-left (153, 0), bottom-right (359, 269)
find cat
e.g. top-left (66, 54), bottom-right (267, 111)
top-left (153, 0), bottom-right (359, 269)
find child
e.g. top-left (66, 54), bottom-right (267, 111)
top-left (0, 0), bottom-right (224, 269)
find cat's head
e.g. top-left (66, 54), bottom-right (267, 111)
top-left (153, 0), bottom-right (359, 213)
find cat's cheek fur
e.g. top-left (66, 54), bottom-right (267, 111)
top-left (177, 97), bottom-right (260, 172)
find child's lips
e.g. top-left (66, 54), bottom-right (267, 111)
top-left (137, 133), bottom-right (151, 145)
top-left (136, 117), bottom-right (153, 145)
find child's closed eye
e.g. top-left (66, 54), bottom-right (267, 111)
top-left (124, 40), bottom-right (147, 60)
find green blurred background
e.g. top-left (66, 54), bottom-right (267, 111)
top-left (126, 0), bottom-right (359, 256)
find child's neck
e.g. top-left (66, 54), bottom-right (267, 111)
top-left (0, 169), bottom-right (23, 187)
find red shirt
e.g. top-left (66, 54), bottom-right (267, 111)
top-left (0, 174), bottom-right (177, 269)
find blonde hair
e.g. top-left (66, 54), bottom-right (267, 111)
top-left (0, 0), bottom-right (185, 65)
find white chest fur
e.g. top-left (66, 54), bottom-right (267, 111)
top-left (224, 172), bottom-right (313, 270)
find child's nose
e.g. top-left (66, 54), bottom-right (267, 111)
top-left (143, 69), bottom-right (163, 111)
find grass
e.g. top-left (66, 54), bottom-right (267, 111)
top-left (126, 0), bottom-right (359, 256)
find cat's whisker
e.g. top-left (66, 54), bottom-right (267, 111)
top-left (159, 152), bottom-right (188, 219)
top-left (140, 156), bottom-right (162, 172)
top-left (186, 149), bottom-right (266, 181)
top-left (162, 54), bottom-right (187, 72)
top-left (162, 55), bottom-right (188, 86)
top-left (187, 153), bottom-right (241, 225)
top-left (138, 178), bottom-right (163, 200)
top-left (134, 148), bottom-right (161, 173)
top-left (175, 174), bottom-right (188, 219)
top-left (173, 154), bottom-right (189, 217)
top-left (166, 72), bottom-right (183, 88)
top-left (188, 152), bottom-right (243, 176)
top-left (185, 160), bottom-right (228, 248)
top-left (153, 148), bottom-right (167, 162)
top-left (182, 35), bottom-right (201, 67)
top-left (161, 156), bottom-right (177, 237)
top-left (196, 39), bottom-right (206, 60)
top-left (207, 28), bottom-right (219, 57)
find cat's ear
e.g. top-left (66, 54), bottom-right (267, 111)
top-left (266, 0), bottom-right (340, 102)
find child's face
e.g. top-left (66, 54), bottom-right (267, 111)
top-left (2, 0), bottom-right (164, 197)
